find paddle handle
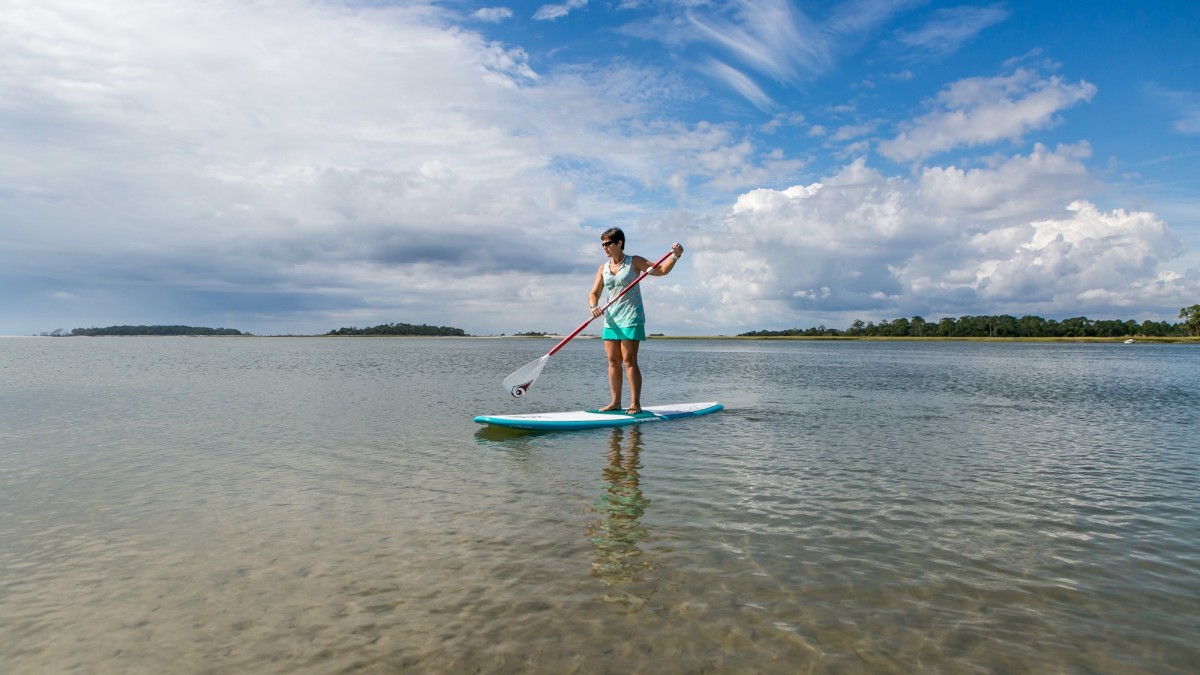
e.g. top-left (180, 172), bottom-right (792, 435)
top-left (546, 250), bottom-right (675, 357)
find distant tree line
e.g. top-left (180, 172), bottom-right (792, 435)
top-left (742, 310), bottom-right (1200, 339)
top-left (69, 325), bottom-right (247, 336)
top-left (326, 322), bottom-right (466, 336)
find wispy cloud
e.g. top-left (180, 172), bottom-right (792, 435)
top-left (825, 0), bottom-right (926, 37)
top-left (896, 3), bottom-right (1009, 56)
top-left (630, 0), bottom-right (930, 110)
top-left (686, 0), bottom-right (831, 83)
top-left (533, 0), bottom-right (588, 21)
top-left (880, 68), bottom-right (1097, 162)
top-left (1148, 83), bottom-right (1200, 134)
top-left (699, 58), bottom-right (774, 111)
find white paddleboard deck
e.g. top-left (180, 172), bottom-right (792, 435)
top-left (474, 401), bottom-right (723, 431)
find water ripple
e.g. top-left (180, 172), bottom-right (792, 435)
top-left (2, 338), bottom-right (1198, 673)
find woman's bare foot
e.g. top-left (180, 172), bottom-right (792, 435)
top-left (597, 403), bottom-right (621, 412)
top-left (625, 407), bottom-right (642, 415)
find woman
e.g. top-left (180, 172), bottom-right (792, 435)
top-left (588, 228), bottom-right (684, 414)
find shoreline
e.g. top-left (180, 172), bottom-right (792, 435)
top-left (7, 334), bottom-right (1196, 343)
top-left (646, 335), bottom-right (1200, 343)
top-left (303, 334), bottom-right (1200, 343)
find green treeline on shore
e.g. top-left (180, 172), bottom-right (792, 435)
top-left (742, 309), bottom-right (1200, 339)
top-left (44, 322), bottom-right (467, 337)
top-left (67, 325), bottom-right (247, 337)
top-left (326, 322), bottom-right (466, 337)
top-left (38, 306), bottom-right (1200, 339)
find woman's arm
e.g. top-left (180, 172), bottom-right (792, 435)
top-left (640, 243), bottom-right (685, 276)
top-left (589, 265), bottom-right (605, 317)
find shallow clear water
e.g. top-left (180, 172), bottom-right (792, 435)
top-left (1, 337), bottom-right (1197, 673)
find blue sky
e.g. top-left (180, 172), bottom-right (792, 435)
top-left (2, 0), bottom-right (1198, 336)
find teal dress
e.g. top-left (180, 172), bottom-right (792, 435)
top-left (601, 256), bottom-right (647, 341)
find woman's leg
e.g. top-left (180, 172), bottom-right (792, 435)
top-left (622, 339), bottom-right (642, 413)
top-left (599, 339), bottom-right (624, 411)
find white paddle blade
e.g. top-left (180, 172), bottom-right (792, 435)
top-left (503, 354), bottom-right (548, 398)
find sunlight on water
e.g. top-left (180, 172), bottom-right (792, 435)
top-left (1, 337), bottom-right (1198, 673)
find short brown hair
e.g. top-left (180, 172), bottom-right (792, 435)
top-left (601, 227), bottom-right (625, 247)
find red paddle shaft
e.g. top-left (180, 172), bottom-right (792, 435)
top-left (546, 250), bottom-right (675, 358)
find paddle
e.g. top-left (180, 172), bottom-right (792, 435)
top-left (503, 249), bottom-right (676, 398)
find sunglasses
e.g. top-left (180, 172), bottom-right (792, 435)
top-left (601, 240), bottom-right (619, 247)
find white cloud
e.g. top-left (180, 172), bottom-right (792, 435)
top-left (622, 0), bottom-right (843, 110)
top-left (691, 147), bottom-right (1197, 330)
top-left (758, 111), bottom-right (805, 133)
top-left (880, 68), bottom-right (1097, 162)
top-left (622, 1), bottom-right (944, 113)
top-left (831, 122), bottom-right (877, 142)
top-left (686, 0), bottom-right (831, 82)
top-left (0, 0), bottom-right (803, 334)
top-left (894, 200), bottom-right (1189, 312)
top-left (533, 0), bottom-right (588, 21)
top-left (699, 58), bottom-right (773, 110)
top-left (896, 4), bottom-right (1009, 56)
top-left (471, 7), bottom-right (514, 23)
top-left (915, 143), bottom-right (1097, 225)
top-left (3, 1), bottom-right (1194, 338)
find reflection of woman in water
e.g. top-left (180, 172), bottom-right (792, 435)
top-left (589, 426), bottom-right (655, 602)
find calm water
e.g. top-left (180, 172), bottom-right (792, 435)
top-left (1, 336), bottom-right (1198, 673)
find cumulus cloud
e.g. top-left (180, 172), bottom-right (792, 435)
top-left (0, 0), bottom-right (802, 334)
top-left (2, 2), bottom-right (542, 248)
top-left (880, 68), bottom-right (1097, 162)
top-left (691, 147), bottom-right (1197, 329)
top-left (892, 200), bottom-right (1188, 312)
top-left (3, 1), bottom-right (1193, 337)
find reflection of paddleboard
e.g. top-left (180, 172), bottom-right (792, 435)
top-left (474, 401), bottom-right (723, 431)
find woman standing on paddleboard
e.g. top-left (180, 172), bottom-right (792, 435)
top-left (589, 228), bottom-right (684, 414)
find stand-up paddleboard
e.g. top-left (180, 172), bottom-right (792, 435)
top-left (474, 401), bottom-right (723, 431)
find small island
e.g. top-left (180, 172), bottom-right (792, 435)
top-left (62, 325), bottom-right (248, 337)
top-left (325, 322), bottom-right (466, 337)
